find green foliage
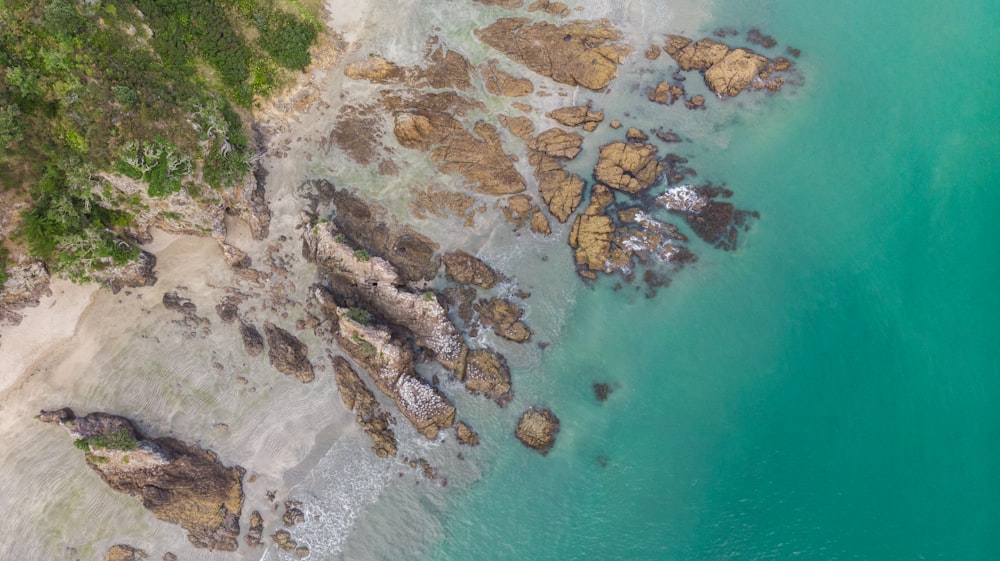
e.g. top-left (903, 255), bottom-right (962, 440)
top-left (0, 246), bottom-right (8, 291)
top-left (354, 249), bottom-right (371, 262)
top-left (85, 428), bottom-right (138, 451)
top-left (345, 307), bottom-right (372, 325)
top-left (73, 438), bottom-right (90, 451)
top-left (422, 291), bottom-right (435, 302)
top-left (350, 333), bottom-right (377, 358)
top-left (0, 105), bottom-right (23, 150)
top-left (257, 9), bottom-right (317, 69)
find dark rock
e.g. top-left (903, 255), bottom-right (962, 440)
top-left (263, 322), bottom-right (314, 383)
top-left (283, 500), bottom-right (305, 527)
top-left (442, 250), bottom-right (499, 288)
top-left (331, 356), bottom-right (398, 457)
top-left (239, 321), bottom-right (265, 356)
top-left (245, 510), bottom-right (264, 547)
top-left (456, 421), bottom-right (480, 446)
top-left (593, 383), bottom-right (611, 401)
top-left (476, 298), bottom-right (532, 342)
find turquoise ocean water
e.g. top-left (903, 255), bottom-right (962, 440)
top-left (419, 0), bottom-right (1000, 559)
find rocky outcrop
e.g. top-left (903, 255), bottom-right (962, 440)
top-left (239, 321), bottom-right (264, 356)
top-left (460, 348), bottom-right (513, 405)
top-left (472, 0), bottom-right (523, 8)
top-left (442, 250), bottom-right (499, 289)
top-left (530, 153), bottom-right (585, 224)
top-left (476, 297), bottom-right (531, 342)
top-left (481, 59), bottom-right (534, 97)
top-left (593, 142), bottom-right (663, 194)
top-left (476, 19), bottom-right (631, 91)
top-left (665, 34), bottom-right (792, 97)
top-left (40, 409), bottom-right (244, 551)
top-left (332, 314), bottom-right (456, 440)
top-left (344, 55), bottom-right (405, 84)
top-left (705, 48), bottom-right (769, 97)
top-left (547, 105), bottom-right (604, 131)
top-left (528, 0), bottom-right (570, 17)
top-left (516, 407), bottom-right (559, 454)
top-left (0, 259), bottom-right (52, 325)
top-left (245, 510), bottom-right (264, 547)
top-left (326, 187), bottom-right (441, 283)
top-left (104, 544), bottom-right (148, 561)
top-left (568, 185), bottom-right (616, 275)
top-left (456, 421), bottom-right (480, 445)
top-left (304, 221), bottom-right (467, 373)
top-left (656, 185), bottom-right (758, 251)
top-left (331, 355), bottom-right (398, 457)
top-left (649, 82), bottom-right (685, 105)
top-left (430, 120), bottom-right (528, 196)
top-left (531, 128), bottom-right (583, 160)
top-left (263, 322), bottom-right (315, 383)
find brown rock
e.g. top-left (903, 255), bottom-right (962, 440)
top-left (419, 44), bottom-right (475, 90)
top-left (476, 298), bottom-right (532, 343)
top-left (663, 35), bottom-right (692, 55)
top-left (271, 529), bottom-right (296, 551)
top-left (704, 48), bottom-right (769, 96)
top-left (460, 348), bottom-right (513, 405)
top-left (45, 410), bottom-right (244, 552)
top-left (645, 44), bottom-right (662, 59)
top-left (245, 510), bottom-right (264, 547)
top-left (626, 128), bottom-right (648, 142)
top-left (282, 501), bottom-right (305, 527)
top-left (332, 355), bottom-right (398, 457)
top-left (473, 0), bottom-right (523, 7)
top-left (594, 142), bottom-right (663, 194)
top-left (515, 407), bottom-right (560, 454)
top-left (685, 95), bottom-right (705, 110)
top-left (328, 103), bottom-right (384, 166)
top-left (344, 55), bottom-right (405, 83)
top-left (443, 250), bottom-right (500, 288)
top-left (528, 0), bottom-right (570, 16)
top-left (481, 59), bottom-right (534, 97)
top-left (648, 82), bottom-right (685, 105)
top-left (476, 18), bottom-right (631, 91)
top-left (499, 114), bottom-right (535, 140)
top-left (264, 322), bottom-right (315, 383)
top-left (609, 120), bottom-right (622, 129)
top-left (104, 544), bottom-right (148, 561)
top-left (530, 153), bottom-right (585, 223)
top-left (547, 105), bottom-right (604, 129)
top-left (531, 128), bottom-right (583, 160)
top-left (530, 209), bottom-right (552, 235)
top-left (456, 421), bottom-right (480, 445)
top-left (568, 185), bottom-right (616, 272)
top-left (220, 243), bottom-right (251, 268)
top-left (430, 121), bottom-right (528, 195)
top-left (668, 37), bottom-right (730, 70)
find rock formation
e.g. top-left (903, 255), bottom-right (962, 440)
top-left (664, 34), bottom-right (792, 97)
top-left (516, 407), bottom-right (560, 454)
top-left (481, 59), bottom-right (534, 97)
top-left (455, 421), bottom-right (480, 445)
top-left (476, 18), bottom-right (631, 91)
top-left (459, 348), bottom-right (513, 405)
top-left (239, 321), bottom-right (264, 356)
top-left (40, 409), bottom-right (244, 551)
top-left (331, 355), bottom-right (398, 457)
top-left (104, 544), bottom-right (148, 561)
top-left (263, 322), bottom-right (315, 383)
top-left (245, 510), bottom-right (264, 547)
top-left (476, 297), bottom-right (532, 342)
top-left (593, 141), bottom-right (663, 194)
top-left (443, 250), bottom-right (500, 288)
top-left (547, 104), bottom-right (604, 131)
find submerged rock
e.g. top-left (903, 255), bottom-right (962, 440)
top-left (40, 409), bottom-right (244, 551)
top-left (516, 407), bottom-right (560, 454)
top-left (264, 322), bottom-right (315, 383)
top-left (476, 18), bottom-right (631, 91)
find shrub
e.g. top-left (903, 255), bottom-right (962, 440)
top-left (353, 249), bottom-right (370, 262)
top-left (350, 333), bottom-right (377, 358)
top-left (345, 307), bottom-right (371, 325)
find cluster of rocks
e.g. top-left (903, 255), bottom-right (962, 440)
top-left (662, 34), bottom-right (794, 97)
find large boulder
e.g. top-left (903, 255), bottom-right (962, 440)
top-left (476, 18), bottom-right (631, 91)
top-left (515, 407), bottom-right (560, 454)
top-left (459, 348), bottom-right (513, 405)
top-left (594, 142), bottom-right (663, 194)
top-left (476, 297), bottom-right (532, 343)
top-left (705, 48), bottom-right (769, 96)
top-left (443, 250), bottom-right (500, 288)
top-left (41, 409), bottom-right (244, 551)
top-left (264, 322), bottom-right (314, 383)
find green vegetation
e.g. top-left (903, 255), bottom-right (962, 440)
top-left (354, 249), bottom-right (371, 262)
top-left (422, 291), bottom-right (435, 302)
top-left (0, 0), bottom-right (321, 282)
top-left (345, 307), bottom-right (372, 325)
top-left (72, 427), bottom-right (138, 451)
top-left (350, 332), bottom-right (377, 358)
